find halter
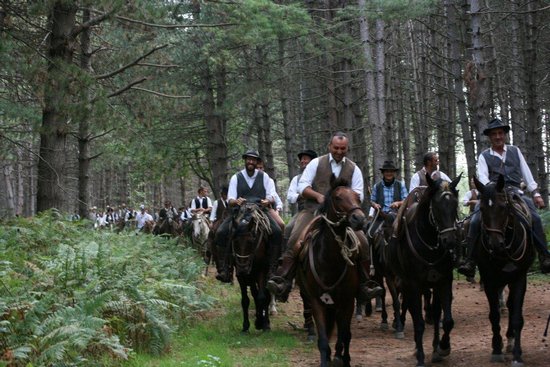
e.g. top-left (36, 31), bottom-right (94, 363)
top-left (232, 205), bottom-right (272, 274)
top-left (404, 188), bottom-right (457, 266)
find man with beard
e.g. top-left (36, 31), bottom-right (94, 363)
top-left (214, 149), bottom-right (283, 283)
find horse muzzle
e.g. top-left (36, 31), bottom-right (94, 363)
top-left (348, 211), bottom-right (366, 231)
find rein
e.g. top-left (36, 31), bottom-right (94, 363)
top-left (232, 206), bottom-right (272, 272)
top-left (307, 191), bottom-right (362, 292)
top-left (480, 190), bottom-right (529, 262)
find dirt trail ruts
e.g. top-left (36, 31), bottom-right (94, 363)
top-left (276, 280), bottom-right (549, 366)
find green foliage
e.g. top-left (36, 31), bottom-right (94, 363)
top-left (0, 213), bottom-right (215, 366)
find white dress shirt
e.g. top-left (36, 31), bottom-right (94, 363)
top-left (297, 154), bottom-right (364, 202)
top-left (409, 169), bottom-right (451, 192)
top-left (287, 174), bottom-right (301, 204)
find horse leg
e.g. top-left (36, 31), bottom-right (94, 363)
top-left (423, 288), bottom-right (434, 325)
top-left (334, 302), bottom-right (354, 367)
top-left (484, 284), bottom-right (504, 362)
top-left (301, 289), bottom-right (316, 342)
top-left (387, 276), bottom-right (404, 338)
top-left (506, 278), bottom-right (527, 366)
top-left (433, 284), bottom-right (454, 362)
top-left (311, 302), bottom-right (331, 367)
top-left (430, 289), bottom-right (442, 362)
top-left (380, 287), bottom-right (389, 330)
top-left (405, 288), bottom-right (426, 367)
top-left (355, 297), bottom-right (364, 320)
top-left (239, 279), bottom-right (250, 333)
top-left (269, 297), bottom-right (278, 316)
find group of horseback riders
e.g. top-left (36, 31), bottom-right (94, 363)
top-left (211, 118), bottom-right (550, 306)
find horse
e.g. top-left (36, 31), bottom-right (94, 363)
top-left (152, 217), bottom-right (180, 237)
top-left (231, 202), bottom-right (273, 333)
top-left (364, 209), bottom-right (405, 338)
top-left (386, 173), bottom-right (461, 367)
top-left (296, 176), bottom-right (365, 367)
top-left (473, 175), bottom-right (535, 366)
top-left (191, 213), bottom-right (210, 275)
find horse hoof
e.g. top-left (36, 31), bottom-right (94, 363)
top-left (436, 346), bottom-right (450, 358)
top-left (491, 354), bottom-right (505, 362)
top-left (307, 334), bottom-right (316, 343)
top-left (506, 338), bottom-right (515, 353)
top-left (330, 357), bottom-right (344, 367)
top-left (241, 330), bottom-right (249, 335)
top-left (431, 353), bottom-right (443, 363)
top-left (376, 306), bottom-right (383, 312)
top-left (355, 314), bottom-right (363, 321)
top-left (395, 331), bottom-right (405, 339)
top-left (511, 360), bottom-right (524, 367)
top-left (380, 321), bottom-right (389, 330)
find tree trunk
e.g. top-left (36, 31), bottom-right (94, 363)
top-left (37, 1), bottom-right (77, 212)
top-left (78, 8), bottom-right (93, 219)
top-left (468, 0), bottom-right (490, 153)
top-left (3, 164), bottom-right (16, 217)
top-left (359, 0), bottom-right (384, 182)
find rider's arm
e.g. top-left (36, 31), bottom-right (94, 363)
top-left (350, 166), bottom-right (364, 202)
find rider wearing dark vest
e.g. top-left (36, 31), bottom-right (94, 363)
top-left (267, 132), bottom-right (383, 302)
top-left (368, 161), bottom-right (408, 235)
top-left (214, 149), bottom-right (283, 283)
top-left (458, 118), bottom-right (550, 276)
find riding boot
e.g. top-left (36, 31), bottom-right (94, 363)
top-left (215, 244), bottom-right (232, 283)
top-left (457, 237), bottom-right (476, 278)
top-left (266, 252), bottom-right (296, 302)
top-left (358, 260), bottom-right (384, 302)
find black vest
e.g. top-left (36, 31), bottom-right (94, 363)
top-left (236, 171), bottom-right (266, 202)
top-left (374, 180), bottom-right (403, 206)
top-left (481, 145), bottom-right (522, 187)
top-left (194, 197), bottom-right (209, 209)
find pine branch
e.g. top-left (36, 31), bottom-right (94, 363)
top-left (96, 45), bottom-right (168, 80)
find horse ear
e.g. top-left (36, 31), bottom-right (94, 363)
top-left (496, 174), bottom-right (505, 192)
top-left (426, 172), bottom-right (435, 187)
top-left (450, 172), bottom-right (462, 190)
top-left (473, 176), bottom-right (484, 194)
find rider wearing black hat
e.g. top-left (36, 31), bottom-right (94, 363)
top-left (458, 118), bottom-right (550, 276)
top-left (214, 149), bottom-right (283, 283)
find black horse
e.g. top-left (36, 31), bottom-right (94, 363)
top-left (232, 202), bottom-right (272, 333)
top-left (296, 177), bottom-right (365, 367)
top-left (473, 175), bottom-right (535, 366)
top-left (364, 210), bottom-right (404, 338)
top-left (386, 174), bottom-right (461, 367)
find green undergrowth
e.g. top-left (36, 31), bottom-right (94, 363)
top-left (0, 210), bottom-right (216, 366)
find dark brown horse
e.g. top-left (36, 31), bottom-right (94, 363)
top-left (232, 202), bottom-right (272, 333)
top-left (473, 175), bottom-right (535, 366)
top-left (364, 210), bottom-right (404, 338)
top-left (296, 177), bottom-right (365, 367)
top-left (386, 174), bottom-right (461, 367)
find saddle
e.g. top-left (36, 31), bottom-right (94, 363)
top-left (392, 186), bottom-right (427, 239)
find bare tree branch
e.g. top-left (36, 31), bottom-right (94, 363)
top-left (96, 44), bottom-right (168, 80)
top-left (107, 77), bottom-right (149, 98)
top-left (115, 14), bottom-right (237, 28)
top-left (130, 87), bottom-right (190, 99)
top-left (71, 10), bottom-right (114, 37)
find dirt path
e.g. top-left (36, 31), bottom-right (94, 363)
top-left (274, 279), bottom-right (550, 366)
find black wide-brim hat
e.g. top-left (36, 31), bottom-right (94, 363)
top-left (242, 149), bottom-right (261, 160)
top-left (379, 160), bottom-right (399, 171)
top-left (297, 149), bottom-right (318, 160)
top-left (483, 118), bottom-right (510, 136)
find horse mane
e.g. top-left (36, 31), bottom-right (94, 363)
top-left (319, 176), bottom-right (350, 214)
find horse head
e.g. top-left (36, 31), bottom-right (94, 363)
top-left (321, 175), bottom-right (365, 231)
top-left (424, 172), bottom-right (461, 249)
top-left (232, 202), bottom-right (270, 275)
top-left (474, 175), bottom-right (511, 255)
